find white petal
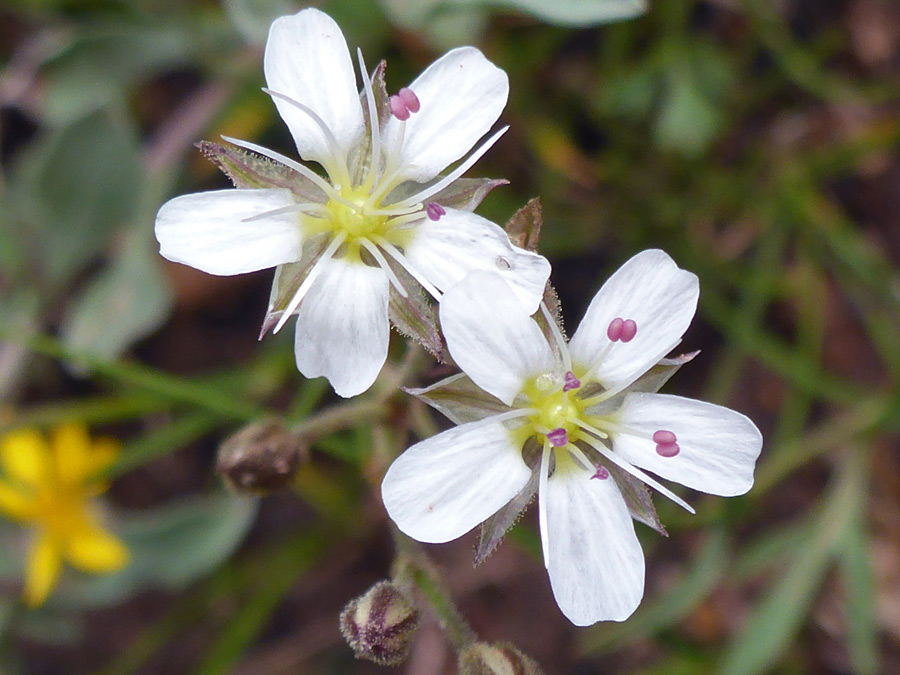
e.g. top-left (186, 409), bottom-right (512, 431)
top-left (155, 189), bottom-right (301, 275)
top-left (440, 271), bottom-right (556, 405)
top-left (383, 47), bottom-right (508, 182)
top-left (569, 250), bottom-right (699, 390)
top-left (613, 393), bottom-right (762, 496)
top-left (404, 208), bottom-right (551, 313)
top-left (381, 418), bottom-right (531, 543)
top-left (544, 452), bottom-right (645, 625)
top-left (264, 9), bottom-right (364, 163)
top-left (293, 257), bottom-right (389, 398)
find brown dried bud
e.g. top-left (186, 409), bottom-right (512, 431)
top-left (339, 581), bottom-right (420, 666)
top-left (216, 419), bottom-right (303, 494)
top-left (458, 642), bottom-right (545, 675)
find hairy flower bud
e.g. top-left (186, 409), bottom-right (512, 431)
top-left (339, 581), bottom-right (420, 666)
top-left (216, 419), bottom-right (303, 494)
top-left (458, 642), bottom-right (545, 675)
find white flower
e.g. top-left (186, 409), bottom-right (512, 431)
top-left (381, 250), bottom-right (763, 625)
top-left (154, 8), bottom-right (550, 397)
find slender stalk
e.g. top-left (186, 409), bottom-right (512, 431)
top-left (391, 528), bottom-right (477, 650)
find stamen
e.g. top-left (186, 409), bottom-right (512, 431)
top-left (591, 466), bottom-right (610, 480)
top-left (563, 371), bottom-right (581, 392)
top-left (652, 430), bottom-right (677, 445)
top-left (656, 443), bottom-right (680, 457)
top-left (566, 416), bottom-right (609, 440)
top-left (398, 87), bottom-right (420, 113)
top-left (547, 428), bottom-right (569, 448)
top-left (578, 434), bottom-right (695, 513)
top-left (262, 88), bottom-right (352, 188)
top-left (540, 301), bottom-right (572, 374)
top-left (221, 135), bottom-right (334, 201)
top-left (393, 126), bottom-right (510, 208)
top-left (607, 317), bottom-right (638, 343)
top-left (371, 235), bottom-right (443, 300)
top-left (538, 441), bottom-right (552, 567)
top-left (607, 317), bottom-right (624, 341)
top-left (359, 239), bottom-right (409, 298)
top-left (241, 203), bottom-right (329, 223)
top-left (426, 202), bottom-right (446, 221)
top-left (389, 95), bottom-right (411, 121)
top-left (272, 231), bottom-right (347, 335)
top-left (357, 48), bottom-right (382, 191)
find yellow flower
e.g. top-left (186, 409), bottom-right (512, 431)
top-left (0, 423), bottom-right (129, 607)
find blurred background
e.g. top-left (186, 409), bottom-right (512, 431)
top-left (1, 0), bottom-right (899, 673)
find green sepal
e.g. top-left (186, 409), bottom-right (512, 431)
top-left (197, 140), bottom-right (324, 201)
top-left (405, 373), bottom-right (512, 425)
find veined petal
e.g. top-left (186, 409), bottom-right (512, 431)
top-left (155, 189), bottom-right (302, 276)
top-left (293, 257), bottom-right (390, 398)
top-left (264, 9), bottom-right (364, 162)
top-left (613, 393), bottom-right (762, 496)
top-left (569, 250), bottom-right (699, 390)
top-left (383, 47), bottom-right (508, 182)
top-left (24, 532), bottom-right (63, 608)
top-left (544, 452), bottom-right (644, 625)
top-left (440, 271), bottom-right (556, 406)
top-left (404, 208), bottom-right (551, 313)
top-left (65, 520), bottom-right (130, 573)
top-left (1, 428), bottom-right (49, 489)
top-left (382, 418), bottom-right (531, 543)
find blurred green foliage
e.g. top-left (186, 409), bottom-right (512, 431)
top-left (1, 0), bottom-right (899, 673)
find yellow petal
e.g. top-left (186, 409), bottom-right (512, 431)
top-left (52, 423), bottom-right (94, 485)
top-left (65, 521), bottom-right (129, 573)
top-left (0, 480), bottom-right (37, 521)
top-left (1, 429), bottom-right (50, 489)
top-left (24, 532), bottom-right (62, 608)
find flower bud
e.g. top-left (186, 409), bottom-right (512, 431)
top-left (339, 581), bottom-right (419, 666)
top-left (216, 419), bottom-right (303, 494)
top-left (458, 642), bottom-right (545, 675)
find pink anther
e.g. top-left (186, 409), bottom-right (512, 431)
top-left (389, 95), bottom-right (411, 121)
top-left (607, 317), bottom-right (624, 341)
top-left (563, 371), bottom-right (581, 392)
top-left (607, 317), bottom-right (638, 342)
top-left (547, 428), bottom-right (569, 448)
top-left (656, 442), bottom-right (680, 458)
top-left (591, 466), bottom-right (610, 480)
top-left (426, 202), bottom-right (446, 221)
top-left (397, 87), bottom-right (420, 113)
top-left (652, 430), bottom-right (677, 445)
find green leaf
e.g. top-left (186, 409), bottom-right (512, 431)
top-left (12, 112), bottom-right (143, 287)
top-left (222, 0), bottom-right (295, 45)
top-left (61, 227), bottom-right (172, 367)
top-left (838, 515), bottom-right (879, 675)
top-left (719, 454), bottom-right (865, 675)
top-left (53, 492), bottom-right (258, 608)
top-left (449, 0), bottom-right (647, 26)
top-left (406, 372), bottom-right (511, 425)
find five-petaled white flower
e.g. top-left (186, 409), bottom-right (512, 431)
top-left (381, 250), bottom-right (762, 626)
top-left (155, 8), bottom-right (550, 397)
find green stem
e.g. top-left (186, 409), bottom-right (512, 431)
top-left (391, 529), bottom-right (477, 650)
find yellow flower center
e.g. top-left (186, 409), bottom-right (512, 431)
top-left (517, 372), bottom-right (590, 449)
top-left (301, 186), bottom-right (415, 263)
